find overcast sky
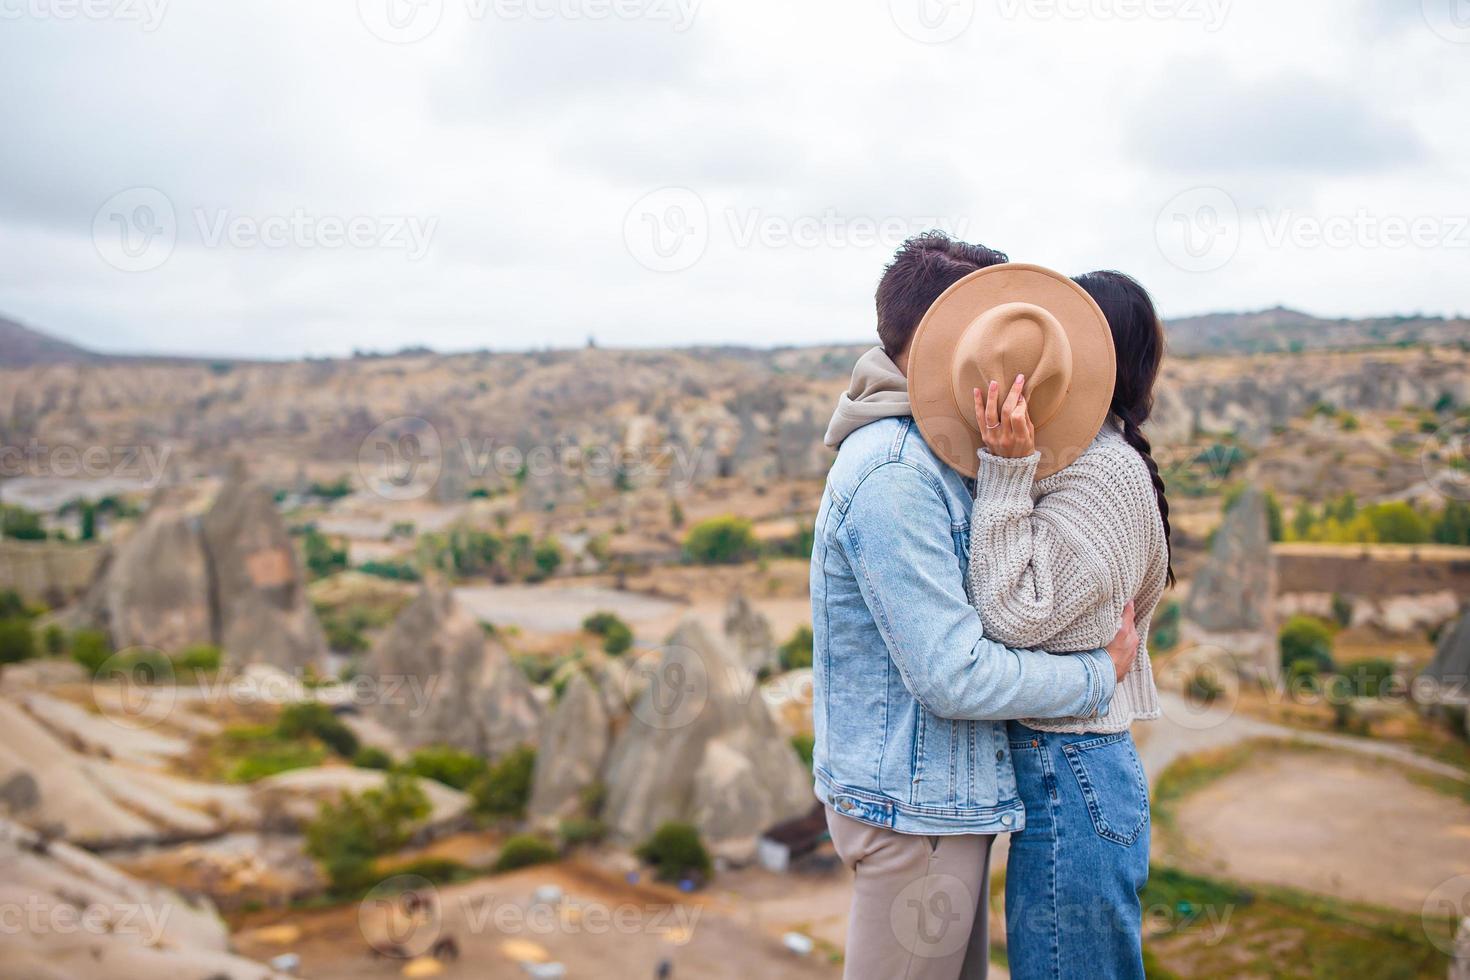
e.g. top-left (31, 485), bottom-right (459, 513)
top-left (0, 0), bottom-right (1465, 358)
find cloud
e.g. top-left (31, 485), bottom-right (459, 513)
top-left (1128, 60), bottom-right (1427, 176)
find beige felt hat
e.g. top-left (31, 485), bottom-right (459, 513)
top-left (908, 263), bottom-right (1116, 479)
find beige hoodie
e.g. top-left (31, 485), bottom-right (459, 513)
top-left (823, 347), bottom-right (912, 450)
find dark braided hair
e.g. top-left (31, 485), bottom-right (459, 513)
top-left (1074, 270), bottom-right (1175, 587)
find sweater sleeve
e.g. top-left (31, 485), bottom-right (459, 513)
top-left (967, 447), bottom-right (1138, 652)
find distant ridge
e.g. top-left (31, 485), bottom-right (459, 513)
top-left (0, 316), bottom-right (104, 367)
top-left (1, 307), bottom-right (1465, 367)
top-left (1164, 306), bottom-right (1469, 357)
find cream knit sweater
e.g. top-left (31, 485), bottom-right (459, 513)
top-left (967, 421), bottom-right (1166, 733)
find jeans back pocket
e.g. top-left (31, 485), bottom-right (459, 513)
top-left (1061, 732), bottom-right (1149, 846)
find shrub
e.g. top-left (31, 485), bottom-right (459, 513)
top-left (70, 630), bottom-right (113, 676)
top-left (683, 516), bottom-right (757, 565)
top-left (389, 856), bottom-right (474, 884)
top-left (227, 741), bottom-right (326, 783)
top-left (115, 647), bottom-right (172, 683)
top-left (531, 539), bottom-right (562, 581)
top-left (277, 702), bottom-right (359, 758)
top-left (1151, 601), bottom-right (1181, 652)
top-left (558, 817), bottom-right (606, 848)
top-left (0, 619), bottom-right (37, 665)
top-left (636, 822), bottom-right (712, 882)
top-left (0, 589), bottom-right (27, 619)
top-left (358, 560), bottom-right (420, 582)
top-left (302, 529), bottom-right (347, 580)
top-left (1343, 658), bottom-right (1396, 698)
top-left (1279, 616), bottom-right (1336, 678)
top-left (471, 745), bottom-right (537, 818)
top-left (790, 732), bottom-right (815, 770)
top-left (305, 772), bottom-right (430, 895)
top-left (42, 624), bottom-right (64, 656)
top-left (405, 745), bottom-right (488, 791)
top-left (1, 506), bottom-right (45, 541)
top-left (493, 834), bottom-right (559, 873)
top-left (1185, 668), bottom-right (1223, 704)
top-left (175, 645), bottom-right (222, 674)
top-left (1329, 593), bottom-right (1354, 629)
top-left (352, 746), bottom-right (393, 770)
top-left (778, 626), bottom-right (814, 672)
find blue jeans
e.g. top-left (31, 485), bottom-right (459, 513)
top-left (1003, 722), bottom-right (1150, 980)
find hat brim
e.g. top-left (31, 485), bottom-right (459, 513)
top-left (908, 263), bottom-right (1116, 480)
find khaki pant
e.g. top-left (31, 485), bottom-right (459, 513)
top-left (826, 807), bottom-right (993, 980)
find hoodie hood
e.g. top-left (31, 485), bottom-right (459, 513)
top-left (823, 346), bottom-right (912, 450)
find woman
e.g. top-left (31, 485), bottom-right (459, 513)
top-left (967, 270), bottom-right (1173, 980)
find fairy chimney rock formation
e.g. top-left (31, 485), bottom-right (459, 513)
top-left (527, 671), bottom-right (610, 829)
top-left (362, 585), bottom-right (541, 758)
top-left (1182, 488), bottom-right (1280, 681)
top-left (599, 618), bottom-right (812, 863)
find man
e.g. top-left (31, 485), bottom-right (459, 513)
top-left (811, 232), bottom-right (1139, 980)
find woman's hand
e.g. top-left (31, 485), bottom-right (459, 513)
top-left (973, 374), bottom-right (1036, 458)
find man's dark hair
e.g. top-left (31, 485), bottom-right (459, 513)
top-left (875, 232), bottom-right (1009, 359)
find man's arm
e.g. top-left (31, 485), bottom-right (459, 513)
top-left (838, 460), bottom-right (1123, 721)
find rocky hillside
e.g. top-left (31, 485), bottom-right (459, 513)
top-left (0, 317), bottom-right (103, 368)
top-left (1165, 307), bottom-right (1467, 357)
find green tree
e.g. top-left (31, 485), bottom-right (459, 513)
top-left (636, 822), bottom-right (712, 882)
top-left (493, 834), bottom-right (559, 873)
top-left (277, 702), bottom-right (359, 758)
top-left (1, 506), bottom-right (45, 541)
top-left (779, 626), bottom-right (814, 672)
top-left (1354, 502), bottom-right (1429, 544)
top-left (302, 529), bottom-right (347, 579)
top-left (583, 611), bottom-right (633, 655)
top-left (71, 630), bottom-right (113, 676)
top-left (1279, 616), bottom-right (1336, 678)
top-left (0, 620), bottom-right (37, 664)
top-left (683, 516), bottom-right (757, 565)
top-left (304, 772), bottom-right (429, 895)
top-left (531, 538), bottom-right (562, 581)
top-left (405, 745), bottom-right (488, 791)
top-left (1433, 500), bottom-right (1470, 547)
top-left (1290, 503), bottom-right (1317, 541)
top-left (1263, 491), bottom-right (1284, 543)
top-left (471, 745), bottom-right (537, 818)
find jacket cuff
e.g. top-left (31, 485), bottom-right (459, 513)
top-left (1077, 648), bottom-right (1118, 718)
top-left (974, 450), bottom-right (1040, 503)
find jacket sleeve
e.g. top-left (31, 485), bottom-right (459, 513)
top-left (837, 460), bottom-right (1115, 721)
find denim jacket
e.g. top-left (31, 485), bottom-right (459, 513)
top-left (811, 417), bottom-right (1116, 835)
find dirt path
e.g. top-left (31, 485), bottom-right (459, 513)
top-left (1165, 750), bottom-right (1470, 914)
top-left (1135, 692), bottom-right (1467, 787)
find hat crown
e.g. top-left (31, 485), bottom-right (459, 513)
top-left (950, 301), bottom-right (1074, 429)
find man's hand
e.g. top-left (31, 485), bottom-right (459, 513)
top-left (1105, 601), bottom-right (1139, 684)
